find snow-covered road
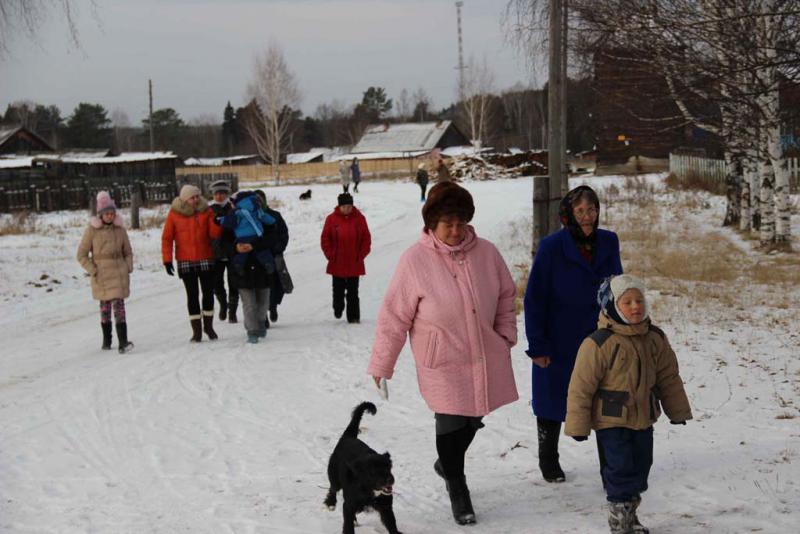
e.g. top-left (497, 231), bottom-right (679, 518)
top-left (1, 177), bottom-right (797, 533)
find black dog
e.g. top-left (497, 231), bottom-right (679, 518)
top-left (324, 402), bottom-right (402, 534)
top-left (299, 189), bottom-right (312, 200)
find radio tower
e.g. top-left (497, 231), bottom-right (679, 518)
top-left (455, 1), bottom-right (466, 101)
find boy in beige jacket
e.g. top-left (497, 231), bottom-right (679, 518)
top-left (566, 275), bottom-right (692, 533)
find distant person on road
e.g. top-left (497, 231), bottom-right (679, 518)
top-left (566, 274), bottom-right (692, 534)
top-left (162, 184), bottom-right (222, 342)
top-left (339, 160), bottom-right (351, 193)
top-left (77, 191), bottom-right (134, 354)
top-left (350, 157), bottom-right (361, 193)
top-left (320, 193), bottom-right (371, 323)
top-left (208, 180), bottom-right (239, 323)
top-left (523, 185), bottom-right (623, 484)
top-left (416, 162), bottom-right (429, 201)
top-left (368, 182), bottom-right (518, 526)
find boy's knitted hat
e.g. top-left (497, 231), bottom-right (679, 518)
top-left (597, 274), bottom-right (649, 324)
top-left (338, 193), bottom-right (354, 206)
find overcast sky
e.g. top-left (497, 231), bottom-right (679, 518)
top-left (0, 0), bottom-right (538, 125)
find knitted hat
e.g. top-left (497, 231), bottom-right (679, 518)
top-left (209, 180), bottom-right (231, 194)
top-left (338, 193), bottom-right (354, 206)
top-left (421, 182), bottom-right (474, 229)
top-left (179, 184), bottom-right (202, 202)
top-left (96, 191), bottom-right (116, 214)
top-left (597, 274), bottom-right (649, 324)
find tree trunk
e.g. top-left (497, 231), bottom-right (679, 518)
top-left (722, 151), bottom-right (741, 227)
top-left (759, 155), bottom-right (775, 247)
top-left (739, 160), bottom-right (751, 232)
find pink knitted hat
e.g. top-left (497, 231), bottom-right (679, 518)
top-left (96, 191), bottom-right (116, 214)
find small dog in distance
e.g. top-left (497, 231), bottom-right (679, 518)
top-left (299, 189), bottom-right (312, 200)
top-left (324, 402), bottom-right (402, 534)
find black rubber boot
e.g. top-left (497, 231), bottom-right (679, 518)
top-left (190, 318), bottom-right (203, 342)
top-left (101, 322), bottom-right (113, 350)
top-left (269, 307), bottom-right (278, 323)
top-left (116, 322), bottom-right (134, 354)
top-left (218, 305), bottom-right (227, 321)
top-left (202, 314), bottom-right (218, 340)
top-left (228, 309), bottom-right (238, 324)
top-left (434, 460), bottom-right (476, 525)
top-left (537, 417), bottom-right (566, 482)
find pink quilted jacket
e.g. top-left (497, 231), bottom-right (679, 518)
top-left (368, 227), bottom-right (519, 416)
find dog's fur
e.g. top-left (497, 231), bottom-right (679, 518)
top-left (324, 402), bottom-right (402, 534)
top-left (299, 189), bottom-right (312, 200)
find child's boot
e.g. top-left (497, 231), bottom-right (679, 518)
top-left (116, 322), bottom-right (134, 354)
top-left (631, 495), bottom-right (649, 533)
top-left (101, 322), bottom-right (113, 350)
top-left (608, 501), bottom-right (635, 534)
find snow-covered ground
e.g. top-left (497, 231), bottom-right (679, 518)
top-left (1, 176), bottom-right (798, 533)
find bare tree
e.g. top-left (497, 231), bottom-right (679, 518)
top-left (396, 88), bottom-right (411, 121)
top-left (412, 87), bottom-right (432, 122)
top-left (0, 0), bottom-right (98, 55)
top-left (244, 43), bottom-right (302, 185)
top-left (460, 54), bottom-right (495, 151)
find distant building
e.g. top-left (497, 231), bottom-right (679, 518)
top-left (34, 152), bottom-right (177, 180)
top-left (348, 121), bottom-right (469, 160)
top-left (183, 154), bottom-right (265, 166)
top-left (0, 125), bottom-right (54, 155)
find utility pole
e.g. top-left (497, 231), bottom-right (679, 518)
top-left (547, 0), bottom-right (566, 229)
top-left (533, 0), bottom-right (567, 255)
top-left (455, 1), bottom-right (466, 101)
top-left (148, 79), bottom-right (154, 152)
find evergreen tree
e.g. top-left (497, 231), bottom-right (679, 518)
top-left (64, 103), bottom-right (113, 148)
top-left (355, 86), bottom-right (393, 122)
top-left (221, 101), bottom-right (237, 155)
top-left (142, 108), bottom-right (186, 151)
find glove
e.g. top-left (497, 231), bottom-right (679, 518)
top-left (164, 262), bottom-right (175, 276)
top-left (670, 421), bottom-right (686, 425)
top-left (572, 436), bottom-right (588, 442)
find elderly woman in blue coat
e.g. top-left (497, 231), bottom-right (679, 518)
top-left (523, 185), bottom-right (623, 483)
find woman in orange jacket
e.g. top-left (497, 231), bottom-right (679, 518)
top-left (162, 184), bottom-right (222, 341)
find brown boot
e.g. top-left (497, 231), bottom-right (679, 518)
top-left (202, 312), bottom-right (218, 340)
top-left (190, 318), bottom-right (202, 342)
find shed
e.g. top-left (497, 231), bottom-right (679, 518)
top-left (0, 125), bottom-right (54, 155)
top-left (350, 121), bottom-right (469, 158)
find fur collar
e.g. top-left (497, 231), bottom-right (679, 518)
top-left (171, 195), bottom-right (208, 216)
top-left (90, 213), bottom-right (124, 229)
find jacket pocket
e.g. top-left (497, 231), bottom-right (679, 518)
top-left (598, 389), bottom-right (629, 418)
top-left (423, 331), bottom-right (440, 368)
top-left (649, 387), bottom-right (662, 422)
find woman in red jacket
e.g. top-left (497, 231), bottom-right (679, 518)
top-left (162, 184), bottom-right (222, 341)
top-left (320, 193), bottom-right (371, 323)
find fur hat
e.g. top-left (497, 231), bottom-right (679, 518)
top-left (338, 193), bottom-right (354, 206)
top-left (597, 274), bottom-right (649, 324)
top-left (209, 180), bottom-right (231, 194)
top-left (418, 162), bottom-right (426, 170)
top-left (96, 191), bottom-right (116, 214)
top-left (421, 182), bottom-right (474, 229)
top-left (179, 184), bottom-right (202, 202)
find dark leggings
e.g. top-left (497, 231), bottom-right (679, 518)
top-left (181, 270), bottom-right (216, 317)
top-left (436, 425), bottom-right (479, 479)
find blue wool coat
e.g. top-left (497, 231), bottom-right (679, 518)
top-left (523, 228), bottom-right (623, 421)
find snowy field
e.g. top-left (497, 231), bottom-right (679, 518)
top-left (1, 175), bottom-right (798, 533)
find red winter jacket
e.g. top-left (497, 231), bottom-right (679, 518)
top-left (320, 206), bottom-right (371, 277)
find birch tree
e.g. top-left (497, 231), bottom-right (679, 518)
top-left (461, 55), bottom-right (495, 151)
top-left (245, 43), bottom-right (302, 185)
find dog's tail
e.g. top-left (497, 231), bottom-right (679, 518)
top-left (343, 401), bottom-right (377, 439)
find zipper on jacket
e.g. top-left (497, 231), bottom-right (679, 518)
top-left (608, 344), bottom-right (620, 370)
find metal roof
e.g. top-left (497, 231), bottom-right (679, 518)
top-left (351, 121), bottom-right (457, 154)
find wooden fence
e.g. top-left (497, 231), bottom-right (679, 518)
top-left (177, 158), bottom-right (422, 184)
top-left (669, 153), bottom-right (800, 193)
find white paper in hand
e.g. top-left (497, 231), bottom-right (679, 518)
top-left (379, 378), bottom-right (389, 400)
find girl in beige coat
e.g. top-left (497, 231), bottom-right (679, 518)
top-left (76, 191), bottom-right (134, 353)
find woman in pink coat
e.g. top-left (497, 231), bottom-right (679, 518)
top-left (368, 182), bottom-right (518, 526)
